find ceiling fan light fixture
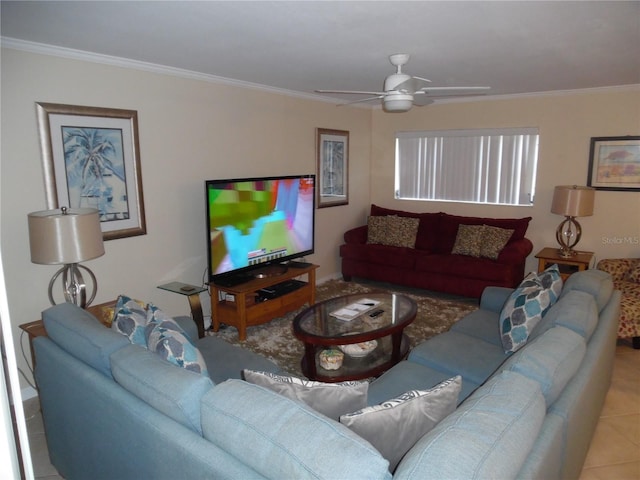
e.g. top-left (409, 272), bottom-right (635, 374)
top-left (383, 93), bottom-right (413, 112)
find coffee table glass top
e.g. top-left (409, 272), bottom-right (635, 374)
top-left (294, 292), bottom-right (417, 343)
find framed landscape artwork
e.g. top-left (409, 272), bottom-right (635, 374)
top-left (587, 136), bottom-right (640, 191)
top-left (316, 128), bottom-right (349, 208)
top-left (36, 102), bottom-right (146, 240)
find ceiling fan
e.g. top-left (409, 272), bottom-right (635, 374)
top-left (316, 53), bottom-right (490, 112)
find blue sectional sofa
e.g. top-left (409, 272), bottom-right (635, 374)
top-left (34, 269), bottom-right (620, 479)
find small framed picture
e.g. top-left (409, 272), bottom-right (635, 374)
top-left (316, 128), bottom-right (349, 208)
top-left (36, 102), bottom-right (146, 240)
top-left (587, 136), bottom-right (640, 191)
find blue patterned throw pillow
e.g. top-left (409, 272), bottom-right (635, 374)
top-left (500, 273), bottom-right (554, 353)
top-left (111, 295), bottom-right (148, 347)
top-left (536, 264), bottom-right (563, 306)
top-left (146, 305), bottom-right (209, 377)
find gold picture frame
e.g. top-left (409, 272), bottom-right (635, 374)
top-left (36, 102), bottom-right (146, 240)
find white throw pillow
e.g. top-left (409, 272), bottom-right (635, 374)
top-left (243, 370), bottom-right (368, 421)
top-left (340, 375), bottom-right (461, 472)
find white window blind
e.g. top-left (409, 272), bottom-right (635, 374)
top-left (395, 128), bottom-right (539, 206)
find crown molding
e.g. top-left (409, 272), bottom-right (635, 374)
top-left (437, 83), bottom-right (640, 104)
top-left (3, 36), bottom-right (638, 107)
top-left (1, 36), bottom-right (337, 104)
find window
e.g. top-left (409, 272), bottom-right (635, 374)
top-left (395, 128), bottom-right (539, 206)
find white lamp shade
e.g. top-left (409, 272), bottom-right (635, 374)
top-left (28, 208), bottom-right (105, 264)
top-left (551, 185), bottom-right (595, 217)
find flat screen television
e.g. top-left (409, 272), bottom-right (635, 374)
top-left (205, 174), bottom-right (315, 286)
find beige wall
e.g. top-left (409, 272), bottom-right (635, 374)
top-left (0, 48), bottom-right (372, 391)
top-left (371, 89), bottom-right (640, 273)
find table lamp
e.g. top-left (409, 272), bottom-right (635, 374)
top-left (28, 207), bottom-right (105, 308)
top-left (550, 185), bottom-right (595, 258)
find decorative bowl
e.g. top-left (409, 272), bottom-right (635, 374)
top-left (319, 348), bottom-right (344, 370)
top-left (339, 340), bottom-right (378, 358)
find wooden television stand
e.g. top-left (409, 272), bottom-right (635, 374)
top-left (210, 263), bottom-right (318, 341)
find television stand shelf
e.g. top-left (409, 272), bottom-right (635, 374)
top-left (210, 264), bottom-right (318, 341)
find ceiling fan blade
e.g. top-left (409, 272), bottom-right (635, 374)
top-left (412, 96), bottom-right (435, 107)
top-left (315, 89), bottom-right (385, 96)
top-left (393, 76), bottom-right (432, 93)
top-left (418, 86), bottom-right (490, 95)
top-left (339, 95), bottom-right (385, 106)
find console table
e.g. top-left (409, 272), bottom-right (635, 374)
top-left (210, 264), bottom-right (318, 341)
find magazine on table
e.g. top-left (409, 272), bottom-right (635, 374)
top-left (330, 298), bottom-right (382, 321)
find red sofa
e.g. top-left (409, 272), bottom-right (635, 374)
top-left (340, 205), bottom-right (534, 298)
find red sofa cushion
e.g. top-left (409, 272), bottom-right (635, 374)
top-left (339, 243), bottom-right (418, 269)
top-left (415, 254), bottom-right (516, 283)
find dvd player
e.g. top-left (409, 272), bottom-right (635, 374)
top-left (257, 279), bottom-right (306, 300)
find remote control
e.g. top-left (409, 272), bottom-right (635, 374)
top-left (369, 309), bottom-right (384, 318)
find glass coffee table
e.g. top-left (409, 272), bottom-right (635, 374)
top-left (292, 293), bottom-right (417, 382)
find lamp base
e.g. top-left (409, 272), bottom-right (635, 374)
top-left (557, 247), bottom-right (578, 258)
top-left (48, 263), bottom-right (98, 309)
top-left (555, 216), bottom-right (583, 259)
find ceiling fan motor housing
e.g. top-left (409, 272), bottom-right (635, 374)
top-left (383, 93), bottom-right (414, 112)
top-left (384, 73), bottom-right (411, 91)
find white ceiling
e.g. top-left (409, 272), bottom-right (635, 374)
top-left (2, 1), bottom-right (639, 106)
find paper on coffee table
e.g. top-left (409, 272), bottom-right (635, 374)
top-left (330, 298), bottom-right (381, 321)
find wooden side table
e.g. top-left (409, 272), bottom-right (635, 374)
top-left (535, 247), bottom-right (594, 281)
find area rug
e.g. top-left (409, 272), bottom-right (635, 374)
top-left (207, 279), bottom-right (478, 377)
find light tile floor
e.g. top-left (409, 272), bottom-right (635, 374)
top-left (579, 342), bottom-right (640, 480)
top-left (23, 396), bottom-right (62, 480)
top-left (24, 343), bottom-right (639, 479)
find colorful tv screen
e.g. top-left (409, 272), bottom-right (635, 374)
top-left (205, 175), bottom-right (315, 283)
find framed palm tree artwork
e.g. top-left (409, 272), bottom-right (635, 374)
top-left (36, 102), bottom-right (146, 240)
